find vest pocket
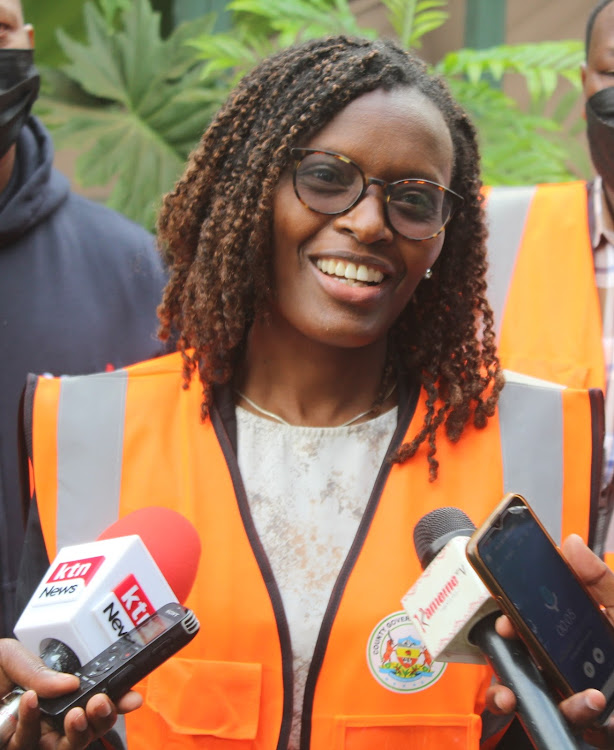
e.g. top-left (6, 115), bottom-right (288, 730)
top-left (145, 658), bottom-right (262, 739)
top-left (332, 713), bottom-right (482, 749)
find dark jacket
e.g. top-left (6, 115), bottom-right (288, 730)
top-left (0, 116), bottom-right (167, 636)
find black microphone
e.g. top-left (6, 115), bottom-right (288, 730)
top-left (411, 507), bottom-right (578, 750)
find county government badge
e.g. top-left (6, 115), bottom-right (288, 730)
top-left (366, 610), bottom-right (447, 693)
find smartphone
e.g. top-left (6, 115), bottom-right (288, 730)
top-left (38, 602), bottom-right (199, 730)
top-left (466, 492), bottom-right (614, 718)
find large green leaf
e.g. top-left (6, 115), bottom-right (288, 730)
top-left (56, 4), bottom-right (128, 105)
top-left (38, 0), bottom-right (217, 229)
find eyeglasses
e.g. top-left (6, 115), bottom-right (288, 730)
top-left (291, 148), bottom-right (464, 241)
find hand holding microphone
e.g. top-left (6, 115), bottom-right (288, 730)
top-left (0, 638), bottom-right (136, 750)
top-left (402, 504), bottom-right (579, 750)
top-left (0, 506), bottom-right (201, 747)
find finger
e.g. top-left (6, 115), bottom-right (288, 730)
top-left (485, 683), bottom-right (517, 715)
top-left (58, 706), bottom-right (94, 750)
top-left (0, 639), bottom-right (78, 697)
top-left (83, 693), bottom-right (117, 735)
top-left (116, 690), bottom-right (143, 715)
top-left (558, 687), bottom-right (606, 727)
top-left (7, 690), bottom-right (41, 750)
top-left (562, 535), bottom-right (614, 610)
top-left (583, 716), bottom-right (614, 749)
top-left (493, 614), bottom-right (517, 640)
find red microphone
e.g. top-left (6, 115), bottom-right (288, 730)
top-left (97, 506), bottom-right (201, 606)
top-left (14, 507), bottom-right (201, 667)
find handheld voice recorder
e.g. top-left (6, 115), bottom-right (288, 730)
top-left (38, 602), bottom-right (199, 729)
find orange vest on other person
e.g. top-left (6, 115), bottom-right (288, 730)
top-left (25, 354), bottom-right (601, 750)
top-left (483, 181), bottom-right (604, 392)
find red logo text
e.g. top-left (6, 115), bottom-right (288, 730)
top-left (48, 556), bottom-right (105, 586)
top-left (114, 575), bottom-right (154, 626)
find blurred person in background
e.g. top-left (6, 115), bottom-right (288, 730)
top-left (582, 0), bottom-right (614, 557)
top-left (0, 0), bottom-right (167, 638)
top-left (481, 0), bottom-right (614, 569)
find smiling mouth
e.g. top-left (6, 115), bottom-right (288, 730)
top-left (315, 258), bottom-right (385, 287)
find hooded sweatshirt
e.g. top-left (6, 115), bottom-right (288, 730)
top-left (0, 116), bottom-right (167, 636)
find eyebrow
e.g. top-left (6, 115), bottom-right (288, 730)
top-left (305, 147), bottom-right (447, 186)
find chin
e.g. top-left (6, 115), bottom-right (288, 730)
top-left (305, 324), bottom-right (390, 350)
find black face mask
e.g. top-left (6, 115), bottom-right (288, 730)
top-left (586, 86), bottom-right (614, 188)
top-left (0, 48), bottom-right (40, 159)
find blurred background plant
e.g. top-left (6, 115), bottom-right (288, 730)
top-left (26, 0), bottom-right (587, 229)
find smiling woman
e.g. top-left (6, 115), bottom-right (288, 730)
top-left (157, 40), bottom-right (500, 458)
top-left (12, 34), bottom-right (605, 750)
top-left (269, 86), bottom-right (456, 360)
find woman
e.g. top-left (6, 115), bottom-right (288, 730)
top-left (6, 35), bottom-right (606, 749)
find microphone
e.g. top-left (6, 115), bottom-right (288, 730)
top-left (14, 506), bottom-right (201, 667)
top-left (0, 507), bottom-right (201, 745)
top-left (402, 507), bottom-right (499, 663)
top-left (402, 507), bottom-right (578, 750)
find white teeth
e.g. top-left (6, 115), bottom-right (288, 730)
top-left (356, 265), bottom-right (369, 282)
top-left (316, 258), bottom-right (384, 285)
top-left (344, 263), bottom-right (357, 280)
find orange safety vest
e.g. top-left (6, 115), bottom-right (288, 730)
top-left (483, 182), bottom-right (614, 566)
top-left (25, 355), bottom-right (601, 750)
top-left (483, 181), bottom-right (605, 392)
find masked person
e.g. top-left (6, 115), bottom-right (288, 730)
top-left (477, 0), bottom-right (614, 573)
top-left (583, 0), bottom-right (614, 560)
top-left (0, 0), bottom-right (167, 639)
top-left (1, 34), bottom-right (608, 750)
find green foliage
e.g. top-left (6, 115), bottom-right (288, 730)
top-left (97, 0), bottom-right (133, 30)
top-left (189, 0), bottom-right (371, 85)
top-left (38, 0), bottom-right (590, 229)
top-left (383, 0), bottom-right (449, 50)
top-left (436, 41), bottom-right (587, 184)
top-left (446, 78), bottom-right (571, 185)
top-left (438, 41), bottom-right (584, 103)
top-left (38, 0), bottom-right (222, 230)
top-left (22, 0), bottom-right (87, 67)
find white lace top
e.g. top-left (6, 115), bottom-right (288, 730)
top-left (236, 405), bottom-right (398, 749)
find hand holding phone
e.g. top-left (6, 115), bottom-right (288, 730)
top-left (466, 493), bottom-right (614, 721)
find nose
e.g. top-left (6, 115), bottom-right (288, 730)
top-left (333, 185), bottom-right (394, 244)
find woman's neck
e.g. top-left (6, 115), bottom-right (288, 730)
top-left (236, 318), bottom-right (394, 428)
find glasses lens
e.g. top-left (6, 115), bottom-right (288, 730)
top-left (387, 180), bottom-right (455, 240)
top-left (294, 152), bottom-right (363, 214)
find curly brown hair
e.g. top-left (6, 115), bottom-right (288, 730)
top-left (157, 35), bottom-right (503, 480)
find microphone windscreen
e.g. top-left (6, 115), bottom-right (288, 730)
top-left (413, 507), bottom-right (475, 569)
top-left (97, 507), bottom-right (201, 604)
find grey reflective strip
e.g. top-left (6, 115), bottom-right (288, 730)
top-left (56, 370), bottom-right (128, 550)
top-left (485, 186), bottom-right (536, 337)
top-left (498, 373), bottom-right (565, 542)
top-left (115, 717), bottom-right (127, 749)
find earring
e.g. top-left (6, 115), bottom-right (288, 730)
top-left (424, 268), bottom-right (433, 279)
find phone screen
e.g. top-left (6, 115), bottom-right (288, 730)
top-left (478, 499), bottom-right (614, 696)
